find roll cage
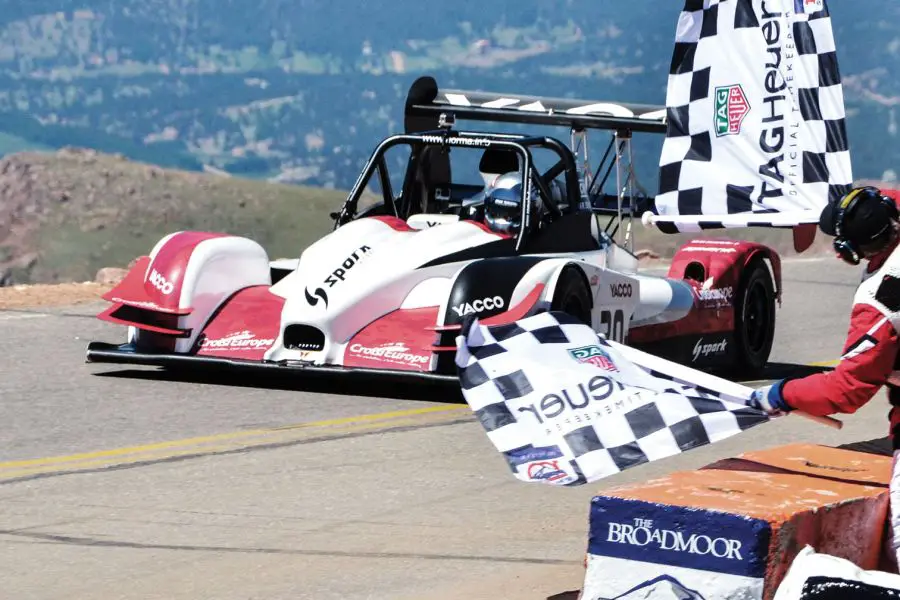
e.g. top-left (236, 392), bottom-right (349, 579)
top-left (332, 128), bottom-right (582, 250)
top-left (331, 76), bottom-right (668, 253)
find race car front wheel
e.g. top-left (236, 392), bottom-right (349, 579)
top-left (734, 259), bottom-right (777, 377)
top-left (551, 267), bottom-right (592, 326)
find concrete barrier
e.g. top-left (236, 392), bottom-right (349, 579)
top-left (702, 443), bottom-right (892, 487)
top-left (580, 445), bottom-right (892, 600)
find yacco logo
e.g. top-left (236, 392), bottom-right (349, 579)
top-left (305, 245), bottom-right (372, 309)
top-left (714, 84), bottom-right (750, 137)
top-left (453, 296), bottom-right (505, 317)
top-left (609, 283), bottom-right (633, 298)
top-left (606, 518), bottom-right (744, 560)
top-left (568, 345), bottom-right (618, 372)
top-left (692, 338), bottom-right (728, 362)
top-left (148, 268), bottom-right (175, 295)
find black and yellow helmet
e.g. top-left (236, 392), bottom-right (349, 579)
top-left (822, 186), bottom-right (899, 265)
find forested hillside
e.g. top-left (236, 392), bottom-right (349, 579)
top-left (0, 1), bottom-right (896, 189)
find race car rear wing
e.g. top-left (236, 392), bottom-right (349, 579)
top-left (403, 76), bottom-right (668, 135)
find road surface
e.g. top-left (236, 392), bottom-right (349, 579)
top-left (0, 258), bottom-right (883, 600)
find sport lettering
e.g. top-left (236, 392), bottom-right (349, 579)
top-left (453, 296), bottom-right (505, 317)
top-left (306, 244), bottom-right (372, 308)
top-left (325, 245), bottom-right (371, 286)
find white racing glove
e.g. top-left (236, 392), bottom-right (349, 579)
top-left (748, 379), bottom-right (793, 416)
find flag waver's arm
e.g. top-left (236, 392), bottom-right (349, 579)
top-left (606, 339), bottom-right (843, 430)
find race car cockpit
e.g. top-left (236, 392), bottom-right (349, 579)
top-left (330, 75), bottom-right (662, 256)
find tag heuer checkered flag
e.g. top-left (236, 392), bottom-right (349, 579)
top-left (454, 312), bottom-right (769, 486)
top-left (643, 0), bottom-right (853, 233)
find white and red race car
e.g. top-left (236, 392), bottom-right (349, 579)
top-left (86, 77), bottom-right (784, 381)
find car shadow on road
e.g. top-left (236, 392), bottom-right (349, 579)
top-left (91, 367), bottom-right (467, 404)
top-left (90, 360), bottom-right (832, 405)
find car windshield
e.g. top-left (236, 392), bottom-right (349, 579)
top-left (335, 133), bottom-right (577, 231)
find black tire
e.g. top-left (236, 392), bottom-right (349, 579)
top-left (733, 259), bottom-right (777, 377)
top-left (551, 267), bottom-right (592, 325)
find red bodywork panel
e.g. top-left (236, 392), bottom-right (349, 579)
top-left (106, 232), bottom-right (227, 313)
top-left (370, 215), bottom-right (416, 232)
top-left (98, 255), bottom-right (190, 349)
top-left (195, 286), bottom-right (286, 360)
top-left (98, 232), bottom-right (231, 335)
top-left (343, 282), bottom-right (547, 367)
top-left (101, 256), bottom-right (193, 317)
top-left (97, 232), bottom-right (242, 353)
top-left (793, 223), bottom-right (817, 253)
top-left (343, 307), bottom-right (441, 371)
top-left (628, 239), bottom-right (782, 343)
top-left (370, 214), bottom-right (512, 240)
top-left (144, 232), bottom-right (228, 308)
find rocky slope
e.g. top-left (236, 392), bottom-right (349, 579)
top-left (0, 147), bottom-right (853, 287)
top-left (0, 148), bottom-right (343, 285)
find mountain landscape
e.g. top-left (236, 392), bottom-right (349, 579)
top-left (2, 1), bottom-right (897, 189)
top-left (0, 1), bottom-right (897, 284)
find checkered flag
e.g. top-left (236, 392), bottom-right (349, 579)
top-left (646, 0), bottom-right (853, 234)
top-left (454, 311), bottom-right (769, 486)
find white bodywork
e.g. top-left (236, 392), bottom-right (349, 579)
top-left (249, 215), bottom-right (696, 367)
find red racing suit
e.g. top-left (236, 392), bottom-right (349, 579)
top-left (779, 238), bottom-right (900, 570)
top-left (781, 239), bottom-right (900, 445)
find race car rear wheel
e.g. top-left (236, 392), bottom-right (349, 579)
top-left (551, 267), bottom-right (592, 325)
top-left (734, 259), bottom-right (776, 377)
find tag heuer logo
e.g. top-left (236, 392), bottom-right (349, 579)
top-left (714, 85), bottom-right (750, 137)
top-left (568, 345), bottom-right (618, 371)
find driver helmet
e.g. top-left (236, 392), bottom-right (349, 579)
top-left (484, 172), bottom-right (540, 234)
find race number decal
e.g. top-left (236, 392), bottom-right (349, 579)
top-left (600, 309), bottom-right (625, 343)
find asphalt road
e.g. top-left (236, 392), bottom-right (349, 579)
top-left (0, 257), bottom-right (887, 600)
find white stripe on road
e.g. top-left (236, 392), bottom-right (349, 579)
top-left (0, 313), bottom-right (50, 321)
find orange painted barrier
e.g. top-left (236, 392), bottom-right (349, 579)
top-left (703, 443), bottom-right (892, 487)
top-left (581, 445), bottom-right (892, 600)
